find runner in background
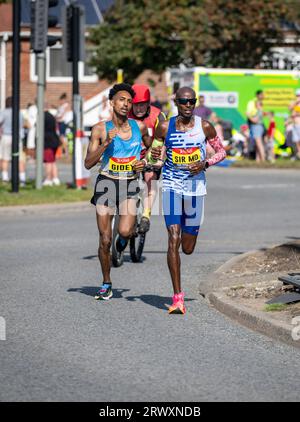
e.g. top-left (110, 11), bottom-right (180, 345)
top-left (129, 84), bottom-right (166, 233)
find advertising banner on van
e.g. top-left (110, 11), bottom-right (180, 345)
top-left (194, 69), bottom-right (300, 149)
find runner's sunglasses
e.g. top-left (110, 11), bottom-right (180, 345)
top-left (177, 98), bottom-right (197, 105)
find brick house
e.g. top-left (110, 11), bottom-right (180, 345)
top-left (0, 0), bottom-right (168, 128)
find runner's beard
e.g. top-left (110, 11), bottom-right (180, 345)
top-left (113, 109), bottom-right (129, 121)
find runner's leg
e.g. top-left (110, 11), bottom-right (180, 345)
top-left (181, 195), bottom-right (204, 254)
top-left (96, 204), bottom-right (114, 283)
top-left (181, 232), bottom-right (198, 255)
top-left (118, 197), bottom-right (137, 238)
top-left (163, 190), bottom-right (183, 294)
top-left (167, 224), bottom-right (182, 294)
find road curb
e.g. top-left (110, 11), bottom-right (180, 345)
top-left (207, 291), bottom-right (300, 349)
top-left (0, 201), bottom-right (93, 216)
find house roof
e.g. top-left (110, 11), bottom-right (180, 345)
top-left (21, 0), bottom-right (115, 27)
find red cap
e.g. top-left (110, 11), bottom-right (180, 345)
top-left (132, 84), bottom-right (151, 104)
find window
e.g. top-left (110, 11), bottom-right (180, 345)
top-left (49, 48), bottom-right (72, 78)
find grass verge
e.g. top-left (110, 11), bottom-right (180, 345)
top-left (0, 180), bottom-right (92, 207)
top-left (264, 304), bottom-right (288, 312)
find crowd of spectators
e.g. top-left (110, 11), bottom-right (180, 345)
top-left (0, 92), bottom-right (74, 187)
top-left (192, 90), bottom-right (300, 162)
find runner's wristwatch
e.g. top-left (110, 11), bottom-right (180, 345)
top-left (204, 161), bottom-right (209, 171)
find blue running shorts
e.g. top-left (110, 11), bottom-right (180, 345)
top-left (162, 190), bottom-right (205, 236)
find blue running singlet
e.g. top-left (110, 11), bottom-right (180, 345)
top-left (100, 119), bottom-right (142, 179)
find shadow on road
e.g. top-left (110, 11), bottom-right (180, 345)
top-left (126, 294), bottom-right (195, 310)
top-left (68, 286), bottom-right (130, 298)
top-left (82, 254), bottom-right (147, 263)
top-left (143, 250), bottom-right (243, 255)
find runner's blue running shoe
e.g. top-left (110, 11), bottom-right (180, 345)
top-left (94, 283), bottom-right (113, 300)
top-left (115, 234), bottom-right (128, 253)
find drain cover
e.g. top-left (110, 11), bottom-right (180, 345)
top-left (278, 273), bottom-right (300, 289)
top-left (266, 292), bottom-right (300, 305)
top-left (265, 273), bottom-right (300, 304)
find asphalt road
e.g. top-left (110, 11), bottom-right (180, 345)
top-left (1, 167), bottom-right (300, 402)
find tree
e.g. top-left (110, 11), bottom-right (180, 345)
top-left (89, 0), bottom-right (300, 82)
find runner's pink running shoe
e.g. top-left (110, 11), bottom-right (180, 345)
top-left (168, 292), bottom-right (186, 314)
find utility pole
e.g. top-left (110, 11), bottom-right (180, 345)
top-left (72, 5), bottom-right (80, 188)
top-left (30, 0), bottom-right (59, 189)
top-left (12, 0), bottom-right (21, 193)
top-left (63, 3), bottom-right (85, 188)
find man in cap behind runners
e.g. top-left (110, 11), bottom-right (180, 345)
top-left (129, 84), bottom-right (166, 233)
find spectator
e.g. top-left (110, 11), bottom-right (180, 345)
top-left (246, 90), bottom-right (266, 162)
top-left (0, 96), bottom-right (26, 186)
top-left (211, 113), bottom-right (240, 156)
top-left (43, 104), bottom-right (61, 187)
top-left (229, 124), bottom-right (249, 157)
top-left (56, 93), bottom-right (70, 156)
top-left (193, 95), bottom-right (212, 119)
top-left (22, 104), bottom-right (31, 149)
top-left (266, 111), bottom-right (276, 162)
top-left (289, 89), bottom-right (300, 160)
top-left (283, 117), bottom-right (294, 156)
top-left (210, 112), bottom-right (224, 141)
top-left (239, 124), bottom-right (251, 157)
top-left (24, 101), bottom-right (37, 159)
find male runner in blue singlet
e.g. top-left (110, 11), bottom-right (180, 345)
top-left (152, 87), bottom-right (226, 314)
top-left (85, 83), bottom-right (151, 300)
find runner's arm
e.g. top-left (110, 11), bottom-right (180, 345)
top-left (203, 120), bottom-right (226, 168)
top-left (157, 111), bottom-right (166, 123)
top-left (150, 120), bottom-right (169, 161)
top-left (155, 112), bottom-right (167, 163)
top-left (84, 123), bottom-right (116, 170)
top-left (137, 120), bottom-right (152, 148)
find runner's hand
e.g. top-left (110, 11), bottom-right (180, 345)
top-left (188, 160), bottom-right (206, 175)
top-left (152, 160), bottom-right (164, 169)
top-left (103, 128), bottom-right (117, 147)
top-left (132, 160), bottom-right (145, 172)
top-left (151, 146), bottom-right (162, 160)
